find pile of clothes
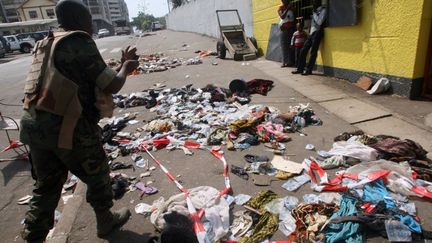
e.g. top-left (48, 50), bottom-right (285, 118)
top-left (275, 130), bottom-right (432, 242)
top-left (96, 78), bottom-right (432, 242)
top-left (102, 82), bottom-right (321, 154)
top-left (136, 130), bottom-right (432, 242)
top-left (105, 52), bottom-right (204, 76)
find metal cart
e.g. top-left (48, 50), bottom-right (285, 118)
top-left (216, 9), bottom-right (258, 61)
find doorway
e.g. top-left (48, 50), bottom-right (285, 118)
top-left (422, 22), bottom-right (432, 99)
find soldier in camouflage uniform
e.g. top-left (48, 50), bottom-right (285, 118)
top-left (19, 1), bottom-right (139, 242)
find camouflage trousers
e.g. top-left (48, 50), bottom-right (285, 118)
top-left (19, 110), bottom-right (113, 242)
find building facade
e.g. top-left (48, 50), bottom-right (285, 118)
top-left (252, 0), bottom-right (432, 99)
top-left (82, 0), bottom-right (113, 33)
top-left (108, 0), bottom-right (128, 23)
top-left (16, 0), bottom-right (56, 21)
top-left (1, 0), bottom-right (130, 36)
top-left (1, 0), bottom-right (26, 22)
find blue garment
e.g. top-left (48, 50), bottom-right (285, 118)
top-left (363, 179), bottom-right (396, 208)
top-left (325, 195), bottom-right (363, 243)
top-left (362, 179), bottom-right (422, 234)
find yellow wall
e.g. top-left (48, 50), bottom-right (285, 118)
top-left (252, 0), bottom-right (280, 55)
top-left (252, 0), bottom-right (432, 79)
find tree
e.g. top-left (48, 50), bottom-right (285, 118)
top-left (130, 0), bottom-right (168, 31)
top-left (131, 11), bottom-right (159, 31)
top-left (171, 0), bottom-right (183, 8)
top-left (156, 16), bottom-right (166, 27)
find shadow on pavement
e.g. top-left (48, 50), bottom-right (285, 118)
top-left (0, 158), bottom-right (30, 186)
top-left (103, 230), bottom-right (154, 243)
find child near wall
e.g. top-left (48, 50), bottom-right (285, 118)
top-left (291, 23), bottom-right (308, 66)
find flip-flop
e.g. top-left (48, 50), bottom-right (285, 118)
top-left (244, 154), bottom-right (269, 163)
top-left (135, 182), bottom-right (158, 195)
top-left (264, 142), bottom-right (286, 151)
top-left (17, 195), bottom-right (32, 205)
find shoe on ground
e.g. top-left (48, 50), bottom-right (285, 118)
top-left (301, 70), bottom-right (312, 76)
top-left (291, 70), bottom-right (303, 74)
top-left (281, 63), bottom-right (289, 68)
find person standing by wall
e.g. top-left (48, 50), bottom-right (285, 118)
top-left (292, 0), bottom-right (327, 75)
top-left (291, 22), bottom-right (307, 66)
top-left (278, 0), bottom-right (295, 68)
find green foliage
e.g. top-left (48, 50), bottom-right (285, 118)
top-left (131, 11), bottom-right (167, 31)
top-left (131, 12), bottom-right (155, 30)
top-left (156, 17), bottom-right (166, 26)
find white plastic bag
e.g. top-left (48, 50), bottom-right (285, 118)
top-left (367, 78), bottom-right (391, 95)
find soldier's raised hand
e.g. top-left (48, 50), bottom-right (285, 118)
top-left (123, 60), bottom-right (139, 74)
top-left (121, 46), bottom-right (138, 62)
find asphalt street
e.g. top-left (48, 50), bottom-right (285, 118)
top-left (0, 35), bottom-right (137, 118)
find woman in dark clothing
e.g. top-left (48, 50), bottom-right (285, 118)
top-left (278, 0), bottom-right (295, 67)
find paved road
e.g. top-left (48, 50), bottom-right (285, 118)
top-left (0, 34), bottom-right (140, 243)
top-left (0, 35), bottom-right (137, 117)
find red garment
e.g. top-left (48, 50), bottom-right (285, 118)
top-left (278, 5), bottom-right (294, 30)
top-left (292, 30), bottom-right (307, 47)
top-left (246, 79), bottom-right (274, 96)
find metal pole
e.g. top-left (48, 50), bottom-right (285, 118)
top-left (167, 0), bottom-right (170, 13)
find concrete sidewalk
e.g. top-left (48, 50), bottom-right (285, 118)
top-left (252, 60), bottom-right (432, 151)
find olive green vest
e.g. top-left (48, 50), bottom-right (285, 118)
top-left (23, 31), bottom-right (112, 149)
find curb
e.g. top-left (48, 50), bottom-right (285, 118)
top-left (252, 59), bottom-right (432, 150)
top-left (48, 181), bottom-right (85, 243)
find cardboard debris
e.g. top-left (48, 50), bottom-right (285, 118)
top-left (355, 76), bottom-right (373, 91)
top-left (271, 156), bottom-right (303, 174)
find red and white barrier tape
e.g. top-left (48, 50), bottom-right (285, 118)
top-left (140, 138), bottom-right (232, 243)
top-left (303, 158), bottom-right (432, 199)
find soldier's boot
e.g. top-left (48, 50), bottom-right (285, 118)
top-left (96, 207), bottom-right (131, 237)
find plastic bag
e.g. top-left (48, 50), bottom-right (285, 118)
top-left (367, 78), bottom-right (391, 95)
top-left (281, 174), bottom-right (310, 191)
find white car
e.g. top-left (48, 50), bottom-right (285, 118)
top-left (151, 22), bottom-right (163, 31)
top-left (5, 35), bottom-right (35, 53)
top-left (98, 29), bottom-right (111, 38)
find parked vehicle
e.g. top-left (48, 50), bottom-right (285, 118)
top-left (5, 35), bottom-right (35, 53)
top-left (36, 30), bottom-right (49, 37)
top-left (16, 32), bottom-right (46, 42)
top-left (0, 42), bottom-right (6, 58)
top-left (151, 22), bottom-right (163, 31)
top-left (114, 20), bottom-right (131, 35)
top-left (97, 28), bottom-right (111, 38)
top-left (0, 35), bottom-right (11, 53)
top-left (115, 26), bottom-right (131, 35)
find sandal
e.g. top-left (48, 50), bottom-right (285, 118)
top-left (110, 162), bottom-right (133, 171)
top-left (244, 154), bottom-right (269, 163)
top-left (231, 165), bottom-right (249, 180)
